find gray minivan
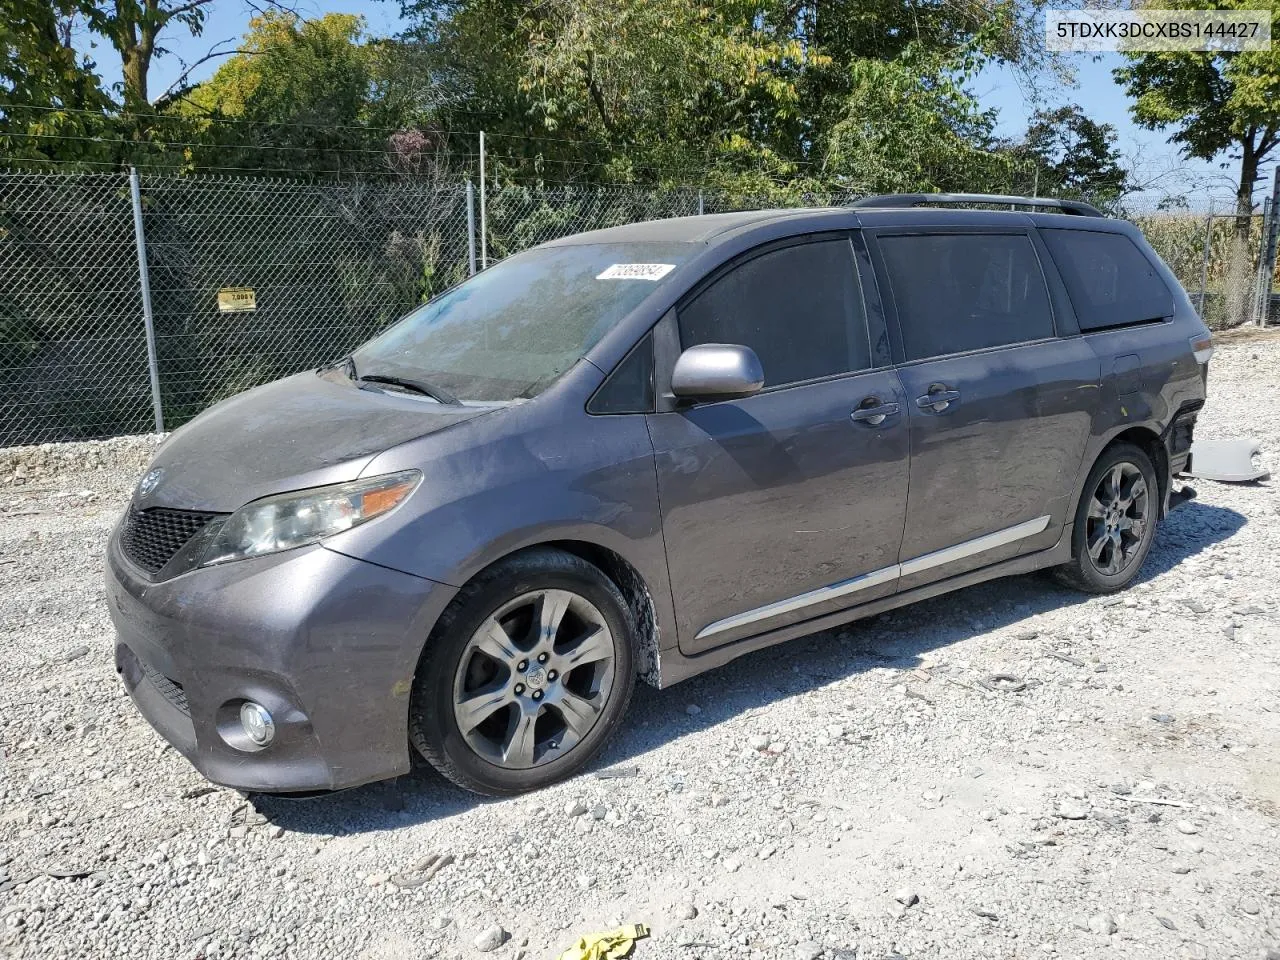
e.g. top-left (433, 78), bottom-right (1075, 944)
top-left (106, 193), bottom-right (1212, 796)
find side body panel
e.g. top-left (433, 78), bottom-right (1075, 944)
top-left (325, 365), bottom-right (667, 577)
top-left (1027, 215), bottom-right (1210, 518)
top-left (323, 360), bottom-right (680, 676)
top-left (1072, 321), bottom-right (1205, 494)
top-left (890, 340), bottom-right (1101, 582)
top-left (648, 369), bottom-right (910, 654)
top-left (657, 522), bottom-right (1074, 686)
top-left (863, 225), bottom-right (1100, 587)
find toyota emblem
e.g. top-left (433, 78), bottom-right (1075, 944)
top-left (138, 468), bottom-right (163, 498)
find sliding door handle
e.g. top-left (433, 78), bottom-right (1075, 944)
top-left (915, 388), bottom-right (961, 413)
top-left (850, 401), bottom-right (900, 425)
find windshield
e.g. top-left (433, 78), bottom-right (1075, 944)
top-left (353, 241), bottom-right (692, 402)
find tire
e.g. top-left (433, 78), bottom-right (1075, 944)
top-left (1054, 442), bottom-right (1159, 594)
top-left (409, 548), bottom-right (636, 795)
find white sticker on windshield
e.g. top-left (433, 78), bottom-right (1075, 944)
top-left (596, 263), bottom-right (676, 281)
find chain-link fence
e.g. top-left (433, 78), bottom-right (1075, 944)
top-left (479, 184), bottom-right (863, 262)
top-left (1, 170), bottom-right (1275, 447)
top-left (0, 174), bottom-right (155, 445)
top-left (141, 176), bottom-right (472, 429)
top-left (1135, 209), bottom-right (1279, 330)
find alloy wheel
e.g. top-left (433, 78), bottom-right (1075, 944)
top-left (451, 589), bottom-right (617, 769)
top-left (1085, 461), bottom-right (1150, 577)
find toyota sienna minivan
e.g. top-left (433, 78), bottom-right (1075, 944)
top-left (107, 193), bottom-right (1212, 796)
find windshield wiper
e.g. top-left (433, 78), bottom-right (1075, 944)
top-left (358, 373), bottom-right (462, 406)
top-left (324, 354), bottom-right (359, 380)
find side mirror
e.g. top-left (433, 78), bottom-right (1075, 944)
top-left (670, 343), bottom-right (765, 401)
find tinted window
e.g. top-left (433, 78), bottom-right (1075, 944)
top-left (355, 242), bottom-right (690, 402)
top-left (879, 234), bottom-right (1055, 361)
top-left (588, 331), bottom-right (654, 414)
top-left (1041, 229), bottom-right (1175, 330)
top-left (678, 239), bottom-right (870, 387)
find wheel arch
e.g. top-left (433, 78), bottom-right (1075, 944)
top-left (424, 538), bottom-right (666, 689)
top-left (1103, 425), bottom-right (1170, 517)
top-left (544, 540), bottom-right (663, 688)
top-left (1069, 423), bottom-right (1169, 527)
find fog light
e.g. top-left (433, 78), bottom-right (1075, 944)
top-left (239, 701), bottom-right (275, 746)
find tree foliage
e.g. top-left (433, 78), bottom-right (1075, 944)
top-left (178, 13), bottom-right (421, 176)
top-left (824, 38), bottom-right (1017, 193)
top-left (1115, 0), bottom-right (1280, 322)
top-left (0, 0), bottom-right (218, 165)
top-left (0, 0), bottom-right (114, 164)
top-left (79, 0), bottom-right (214, 108)
top-left (0, 0), bottom-right (1141, 209)
top-left (403, 0), bottom-right (1045, 193)
top-left (999, 105), bottom-right (1131, 206)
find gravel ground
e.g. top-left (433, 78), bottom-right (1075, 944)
top-left (2, 332), bottom-right (1279, 960)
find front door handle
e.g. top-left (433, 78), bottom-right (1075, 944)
top-left (915, 387), bottom-right (961, 413)
top-left (850, 400), bottom-right (901, 426)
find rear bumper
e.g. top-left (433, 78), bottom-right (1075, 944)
top-left (1167, 400), bottom-right (1203, 477)
top-left (106, 532), bottom-right (456, 792)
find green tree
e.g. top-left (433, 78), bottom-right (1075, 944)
top-left (1115, 0), bottom-right (1280, 325)
top-left (399, 0), bottom-right (1043, 192)
top-left (409, 0), bottom-right (819, 187)
top-left (757, 0), bottom-right (1038, 166)
top-left (822, 31), bottom-right (1019, 194)
top-left (2, 0), bottom-right (222, 164)
top-left (180, 12), bottom-right (432, 176)
top-left (78, 0), bottom-right (215, 109)
top-left (0, 0), bottom-right (114, 164)
top-left (1003, 105), bottom-right (1132, 207)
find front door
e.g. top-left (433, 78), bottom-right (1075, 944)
top-left (646, 235), bottom-right (912, 655)
top-left (868, 228), bottom-right (1100, 590)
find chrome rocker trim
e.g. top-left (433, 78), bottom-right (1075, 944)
top-left (695, 515), bottom-right (1051, 641)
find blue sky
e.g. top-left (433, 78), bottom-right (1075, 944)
top-left (84, 0), bottom-right (1271, 209)
top-left (975, 56), bottom-right (1249, 207)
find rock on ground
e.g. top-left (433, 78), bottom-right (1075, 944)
top-left (1, 332), bottom-right (1279, 959)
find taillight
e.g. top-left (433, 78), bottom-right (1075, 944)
top-left (1190, 333), bottom-right (1213, 365)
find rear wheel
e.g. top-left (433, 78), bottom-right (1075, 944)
top-left (409, 548), bottom-right (635, 795)
top-left (1055, 442), bottom-right (1159, 594)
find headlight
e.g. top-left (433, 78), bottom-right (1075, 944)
top-left (201, 470), bottom-right (421, 566)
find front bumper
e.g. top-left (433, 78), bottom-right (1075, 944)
top-left (106, 533), bottom-right (456, 792)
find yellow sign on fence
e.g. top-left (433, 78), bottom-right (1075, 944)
top-left (217, 287), bottom-right (257, 313)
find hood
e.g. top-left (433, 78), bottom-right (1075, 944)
top-left (139, 370), bottom-right (499, 512)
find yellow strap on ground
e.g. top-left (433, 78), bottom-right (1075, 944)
top-left (555, 923), bottom-right (651, 960)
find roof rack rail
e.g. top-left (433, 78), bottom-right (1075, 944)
top-left (852, 193), bottom-right (1105, 218)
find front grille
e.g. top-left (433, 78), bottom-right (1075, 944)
top-left (141, 661), bottom-right (190, 716)
top-left (120, 504), bottom-right (219, 574)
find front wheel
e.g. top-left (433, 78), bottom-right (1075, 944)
top-left (1055, 442), bottom-right (1159, 594)
top-left (409, 548), bottom-right (635, 795)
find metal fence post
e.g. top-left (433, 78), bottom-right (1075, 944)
top-left (1255, 197), bottom-right (1272, 325)
top-left (1257, 167), bottom-right (1280, 327)
top-left (465, 180), bottom-right (477, 276)
top-left (697, 189), bottom-right (704, 216)
top-left (1196, 209), bottom-right (1214, 319)
top-left (478, 131), bottom-right (488, 269)
top-left (128, 169), bottom-right (165, 434)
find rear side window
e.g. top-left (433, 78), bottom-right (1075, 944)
top-left (878, 234), bottom-right (1055, 361)
top-left (1040, 229), bottom-right (1175, 330)
top-left (678, 239), bottom-right (871, 387)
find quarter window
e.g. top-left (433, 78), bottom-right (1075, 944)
top-left (878, 234), bottom-right (1055, 361)
top-left (1040, 229), bottom-right (1175, 330)
top-left (587, 331), bottom-right (654, 414)
top-left (677, 239), bottom-right (871, 387)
